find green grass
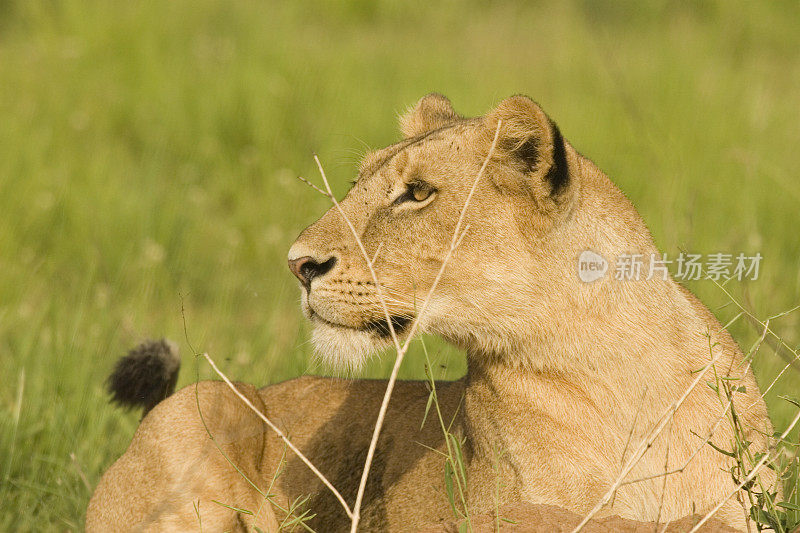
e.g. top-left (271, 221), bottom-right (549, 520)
top-left (0, 0), bottom-right (798, 530)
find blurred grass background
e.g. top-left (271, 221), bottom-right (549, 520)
top-left (0, 0), bottom-right (798, 529)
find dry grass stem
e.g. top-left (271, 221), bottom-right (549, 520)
top-left (200, 352), bottom-right (353, 519)
top-left (342, 120), bottom-right (503, 532)
top-left (576, 298), bottom-right (793, 531)
top-left (274, 121), bottom-right (501, 531)
top-left (572, 346), bottom-right (727, 532)
top-left (205, 122), bottom-right (796, 533)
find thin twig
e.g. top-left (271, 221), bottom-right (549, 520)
top-left (200, 352), bottom-right (353, 519)
top-left (182, 297), bottom-right (329, 526)
top-left (297, 176), bottom-right (328, 197)
top-left (204, 120), bottom-right (503, 532)
top-left (346, 120), bottom-right (504, 532)
top-left (313, 154), bottom-right (405, 354)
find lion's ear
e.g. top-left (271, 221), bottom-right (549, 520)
top-left (399, 93), bottom-right (460, 138)
top-left (484, 95), bottom-right (569, 197)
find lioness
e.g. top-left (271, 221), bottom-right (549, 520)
top-left (87, 95), bottom-right (773, 531)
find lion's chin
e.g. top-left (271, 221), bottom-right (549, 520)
top-left (310, 320), bottom-right (388, 373)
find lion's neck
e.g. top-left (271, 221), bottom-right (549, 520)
top-left (457, 155), bottom-right (744, 465)
top-left (460, 274), bottom-right (717, 456)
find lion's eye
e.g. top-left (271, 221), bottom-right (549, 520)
top-left (393, 182), bottom-right (436, 206)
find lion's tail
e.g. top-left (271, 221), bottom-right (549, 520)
top-left (107, 339), bottom-right (181, 418)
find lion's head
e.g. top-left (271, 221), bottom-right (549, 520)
top-left (288, 94), bottom-right (592, 369)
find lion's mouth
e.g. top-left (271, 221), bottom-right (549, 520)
top-left (309, 308), bottom-right (411, 338)
top-left (364, 316), bottom-right (411, 338)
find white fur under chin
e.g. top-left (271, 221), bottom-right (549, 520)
top-left (310, 321), bottom-right (387, 374)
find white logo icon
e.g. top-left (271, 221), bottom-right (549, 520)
top-left (578, 250), bottom-right (608, 283)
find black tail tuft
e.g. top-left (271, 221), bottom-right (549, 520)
top-left (107, 339), bottom-right (181, 417)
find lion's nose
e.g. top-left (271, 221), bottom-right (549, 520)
top-left (288, 256), bottom-right (337, 289)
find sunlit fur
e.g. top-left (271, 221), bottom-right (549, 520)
top-left (90, 95), bottom-right (773, 532)
top-left (286, 94), bottom-right (774, 529)
top-left (310, 322), bottom-right (388, 373)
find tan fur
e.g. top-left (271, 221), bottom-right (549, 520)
top-left (88, 95), bottom-right (774, 531)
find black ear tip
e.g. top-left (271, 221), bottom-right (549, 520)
top-left (546, 120), bottom-right (569, 196)
top-left (501, 116), bottom-right (570, 197)
top-left (107, 339), bottom-right (181, 417)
